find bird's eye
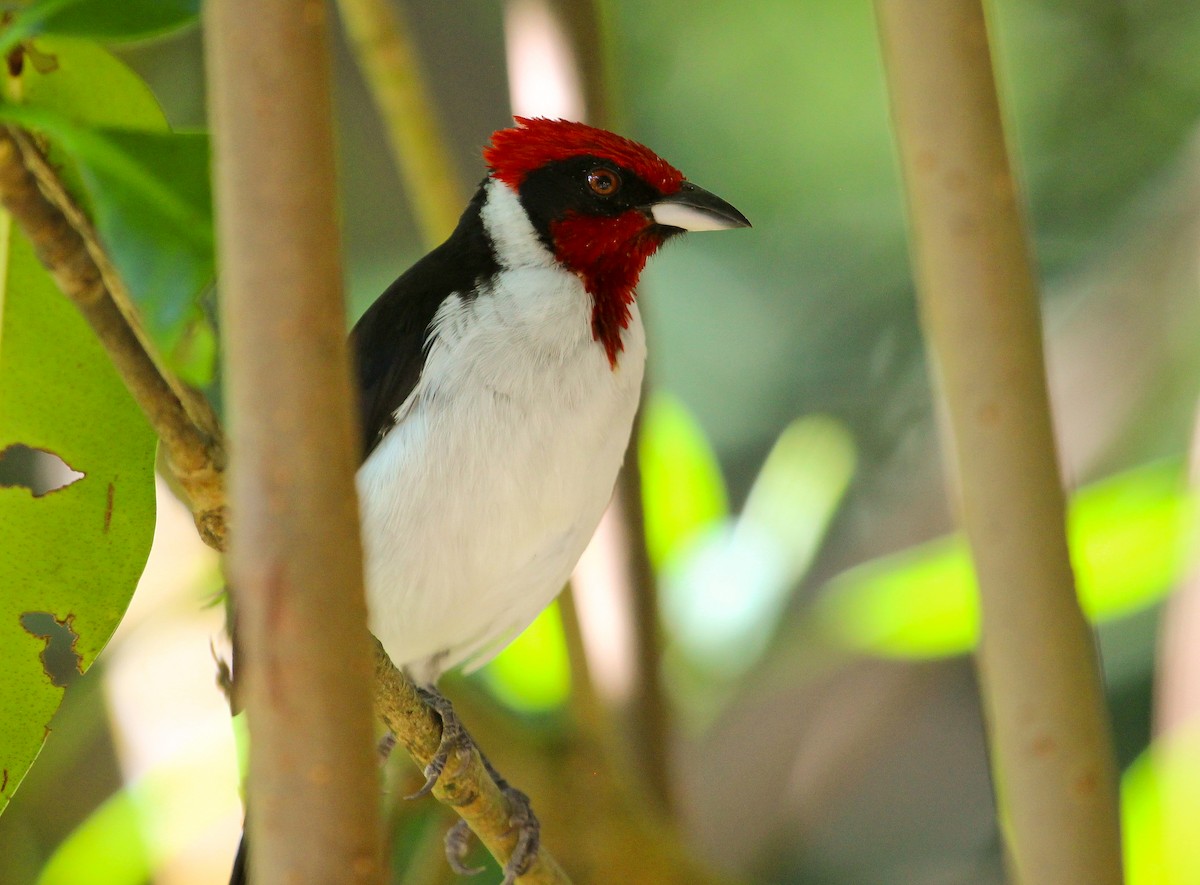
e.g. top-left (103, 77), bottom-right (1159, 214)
top-left (587, 168), bottom-right (621, 196)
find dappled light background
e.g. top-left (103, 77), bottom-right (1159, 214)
top-left (4, 1), bottom-right (1200, 883)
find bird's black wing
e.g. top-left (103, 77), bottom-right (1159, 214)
top-left (351, 183), bottom-right (498, 462)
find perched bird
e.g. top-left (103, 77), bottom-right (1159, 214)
top-left (231, 117), bottom-right (749, 884)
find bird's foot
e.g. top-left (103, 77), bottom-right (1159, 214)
top-left (496, 780), bottom-right (539, 885)
top-left (442, 779), bottom-right (540, 884)
top-left (377, 731), bottom-right (397, 765)
top-left (406, 686), bottom-right (476, 799)
top-left (444, 820), bottom-right (485, 877)
top-left (405, 686), bottom-right (541, 881)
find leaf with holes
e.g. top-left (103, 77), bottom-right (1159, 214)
top-left (0, 215), bottom-right (157, 815)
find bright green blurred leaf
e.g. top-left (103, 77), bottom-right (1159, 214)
top-left (36, 787), bottom-right (151, 885)
top-left (0, 218), bottom-right (157, 814)
top-left (661, 415), bottom-right (855, 676)
top-left (38, 745), bottom-right (237, 885)
top-left (1, 0), bottom-right (199, 51)
top-left (1124, 727), bottom-right (1200, 885)
top-left (6, 35), bottom-right (165, 129)
top-left (1, 37), bottom-right (216, 384)
top-left (740, 414), bottom-right (857, 579)
top-left (817, 459), bottom-right (1189, 658)
top-left (480, 603), bottom-right (570, 713)
top-left (639, 391), bottom-right (728, 569)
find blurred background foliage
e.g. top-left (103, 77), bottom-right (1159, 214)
top-left (2, 0), bottom-right (1200, 883)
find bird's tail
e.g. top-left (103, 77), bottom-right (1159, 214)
top-left (228, 828), bottom-right (248, 885)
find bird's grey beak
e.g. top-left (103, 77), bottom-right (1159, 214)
top-left (648, 181), bottom-right (751, 232)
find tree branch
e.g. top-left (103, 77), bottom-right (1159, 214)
top-left (204, 2), bottom-right (384, 882)
top-left (0, 103), bottom-right (571, 885)
top-left (875, 2), bottom-right (1123, 882)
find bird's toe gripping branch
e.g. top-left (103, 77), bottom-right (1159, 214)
top-left (406, 686), bottom-right (476, 799)
top-left (404, 686), bottom-right (541, 882)
top-left (495, 782), bottom-right (539, 885)
top-left (443, 776), bottom-right (539, 883)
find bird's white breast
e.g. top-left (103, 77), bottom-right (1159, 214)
top-left (357, 182), bottom-right (646, 685)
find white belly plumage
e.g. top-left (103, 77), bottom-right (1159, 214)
top-left (356, 267), bottom-right (646, 686)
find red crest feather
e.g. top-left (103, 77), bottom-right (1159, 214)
top-left (483, 117), bottom-right (683, 195)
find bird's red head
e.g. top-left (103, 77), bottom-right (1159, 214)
top-left (484, 117), bottom-right (684, 195)
top-left (483, 117), bottom-right (749, 366)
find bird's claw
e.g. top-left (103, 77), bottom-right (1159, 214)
top-left (445, 819), bottom-right (485, 877)
top-left (405, 687), bottom-right (473, 800)
top-left (498, 783), bottom-right (539, 885)
top-left (405, 686), bottom-right (541, 881)
top-left (442, 782), bottom-right (540, 884)
top-left (377, 731), bottom-right (397, 765)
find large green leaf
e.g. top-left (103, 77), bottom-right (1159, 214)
top-left (0, 217), bottom-right (157, 813)
top-left (1, 37), bottom-right (215, 384)
top-left (0, 0), bottom-right (200, 52)
top-left (816, 459), bottom-right (1189, 658)
top-left (6, 35), bottom-right (164, 129)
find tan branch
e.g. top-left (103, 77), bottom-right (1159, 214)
top-left (205, 1), bottom-right (385, 882)
top-left (0, 88), bottom-right (571, 885)
top-left (875, 2), bottom-right (1122, 882)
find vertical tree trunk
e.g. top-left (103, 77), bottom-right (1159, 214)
top-left (874, 2), bottom-right (1123, 883)
top-left (204, 2), bottom-right (384, 883)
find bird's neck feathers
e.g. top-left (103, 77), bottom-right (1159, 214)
top-left (478, 178), bottom-right (660, 368)
top-left (548, 211), bottom-right (662, 366)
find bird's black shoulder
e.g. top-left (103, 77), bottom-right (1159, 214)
top-left (352, 181), bottom-right (498, 461)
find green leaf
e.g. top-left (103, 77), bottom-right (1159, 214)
top-left (816, 459), bottom-right (1189, 658)
top-left (1124, 728), bottom-right (1200, 885)
top-left (479, 603), bottom-right (570, 713)
top-left (739, 413), bottom-right (857, 581)
top-left (639, 391), bottom-right (728, 569)
top-left (1, 37), bottom-right (216, 384)
top-left (0, 216), bottom-right (157, 814)
top-left (1, 0), bottom-right (200, 51)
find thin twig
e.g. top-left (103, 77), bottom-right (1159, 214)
top-left (557, 0), bottom-right (674, 815)
top-left (613, 420), bottom-right (673, 815)
top-left (875, 2), bottom-right (1122, 882)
